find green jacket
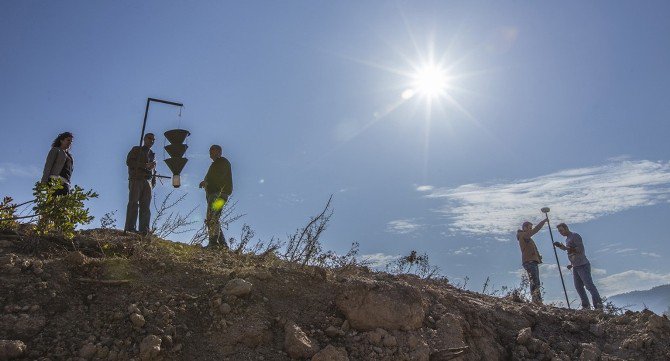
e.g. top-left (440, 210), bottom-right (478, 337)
top-left (204, 157), bottom-right (233, 196)
top-left (126, 145), bottom-right (155, 180)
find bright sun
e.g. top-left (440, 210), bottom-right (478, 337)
top-left (412, 63), bottom-right (448, 98)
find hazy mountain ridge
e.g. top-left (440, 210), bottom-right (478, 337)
top-left (609, 284), bottom-right (670, 315)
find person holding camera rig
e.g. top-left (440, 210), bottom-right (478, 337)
top-left (124, 133), bottom-right (156, 235)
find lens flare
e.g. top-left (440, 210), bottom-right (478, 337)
top-left (211, 198), bottom-right (226, 211)
top-left (412, 64), bottom-right (448, 98)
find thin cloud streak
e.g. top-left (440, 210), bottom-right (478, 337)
top-left (386, 219), bottom-right (422, 234)
top-left (0, 163), bottom-right (40, 181)
top-left (424, 160), bottom-right (670, 236)
top-left (361, 253), bottom-right (401, 268)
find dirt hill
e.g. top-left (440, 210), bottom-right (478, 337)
top-left (1, 229), bottom-right (669, 361)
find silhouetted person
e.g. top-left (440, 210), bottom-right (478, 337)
top-left (199, 145), bottom-right (233, 248)
top-left (124, 133), bottom-right (156, 234)
top-left (41, 132), bottom-right (74, 196)
top-left (516, 219), bottom-right (547, 305)
top-left (554, 223), bottom-right (603, 310)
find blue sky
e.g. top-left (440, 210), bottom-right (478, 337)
top-left (2, 1), bottom-right (670, 306)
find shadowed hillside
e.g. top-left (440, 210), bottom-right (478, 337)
top-left (1, 228), bottom-right (670, 361)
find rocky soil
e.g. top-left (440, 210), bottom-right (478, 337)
top-left (1, 229), bottom-right (670, 361)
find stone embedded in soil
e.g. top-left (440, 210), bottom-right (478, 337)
top-left (284, 321), bottom-right (320, 359)
top-left (64, 251), bottom-right (88, 267)
top-left (516, 327), bottom-right (532, 345)
top-left (223, 278), bottom-right (253, 297)
top-left (130, 313), bottom-right (146, 328)
top-left (219, 303), bottom-right (231, 314)
top-left (0, 340), bottom-right (26, 360)
top-left (325, 325), bottom-right (343, 338)
top-left (382, 334), bottom-right (397, 347)
top-left (140, 335), bottom-right (162, 360)
top-left (579, 342), bottom-right (601, 361)
top-left (311, 345), bottom-right (349, 361)
top-left (78, 343), bottom-right (97, 359)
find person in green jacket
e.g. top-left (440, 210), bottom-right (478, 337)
top-left (199, 144), bottom-right (233, 248)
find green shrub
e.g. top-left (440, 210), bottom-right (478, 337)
top-left (0, 196), bottom-right (18, 232)
top-left (33, 180), bottom-right (98, 239)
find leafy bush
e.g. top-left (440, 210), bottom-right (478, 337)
top-left (33, 180), bottom-right (98, 239)
top-left (0, 196), bottom-right (18, 232)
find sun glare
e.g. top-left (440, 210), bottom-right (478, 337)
top-left (412, 64), bottom-right (448, 98)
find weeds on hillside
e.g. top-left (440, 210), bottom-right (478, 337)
top-left (100, 210), bottom-right (117, 229)
top-left (283, 195), bottom-right (333, 266)
top-left (229, 224), bottom-right (282, 257)
top-left (151, 191), bottom-right (199, 238)
top-left (386, 250), bottom-right (441, 279)
top-left (601, 297), bottom-right (632, 316)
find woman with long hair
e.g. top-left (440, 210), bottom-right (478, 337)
top-left (41, 132), bottom-right (74, 196)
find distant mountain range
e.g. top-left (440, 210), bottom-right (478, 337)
top-left (608, 284), bottom-right (670, 315)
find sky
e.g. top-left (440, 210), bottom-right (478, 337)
top-left (2, 1), bottom-right (670, 307)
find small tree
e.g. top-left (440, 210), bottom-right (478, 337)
top-left (33, 180), bottom-right (98, 239)
top-left (0, 196), bottom-right (19, 233)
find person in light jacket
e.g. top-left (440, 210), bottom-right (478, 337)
top-left (41, 132), bottom-right (74, 196)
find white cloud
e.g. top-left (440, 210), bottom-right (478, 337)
top-left (424, 160), bottom-right (670, 236)
top-left (386, 219), bottom-right (422, 234)
top-left (361, 253), bottom-right (401, 268)
top-left (416, 185), bottom-right (434, 192)
top-left (0, 163), bottom-right (40, 181)
top-left (592, 267), bottom-right (608, 276)
top-left (452, 247), bottom-right (473, 255)
top-left (597, 270), bottom-right (670, 296)
top-left (641, 252), bottom-right (661, 258)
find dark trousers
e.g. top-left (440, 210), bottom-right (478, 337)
top-left (125, 179), bottom-right (152, 233)
top-left (205, 192), bottom-right (228, 247)
top-left (573, 263), bottom-right (603, 309)
top-left (523, 261), bottom-right (542, 303)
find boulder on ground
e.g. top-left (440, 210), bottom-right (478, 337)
top-left (223, 278), bottom-right (253, 297)
top-left (335, 280), bottom-right (425, 331)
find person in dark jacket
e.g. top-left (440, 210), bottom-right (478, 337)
top-left (199, 144), bottom-right (233, 248)
top-left (124, 133), bottom-right (156, 234)
top-left (41, 132), bottom-right (74, 196)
